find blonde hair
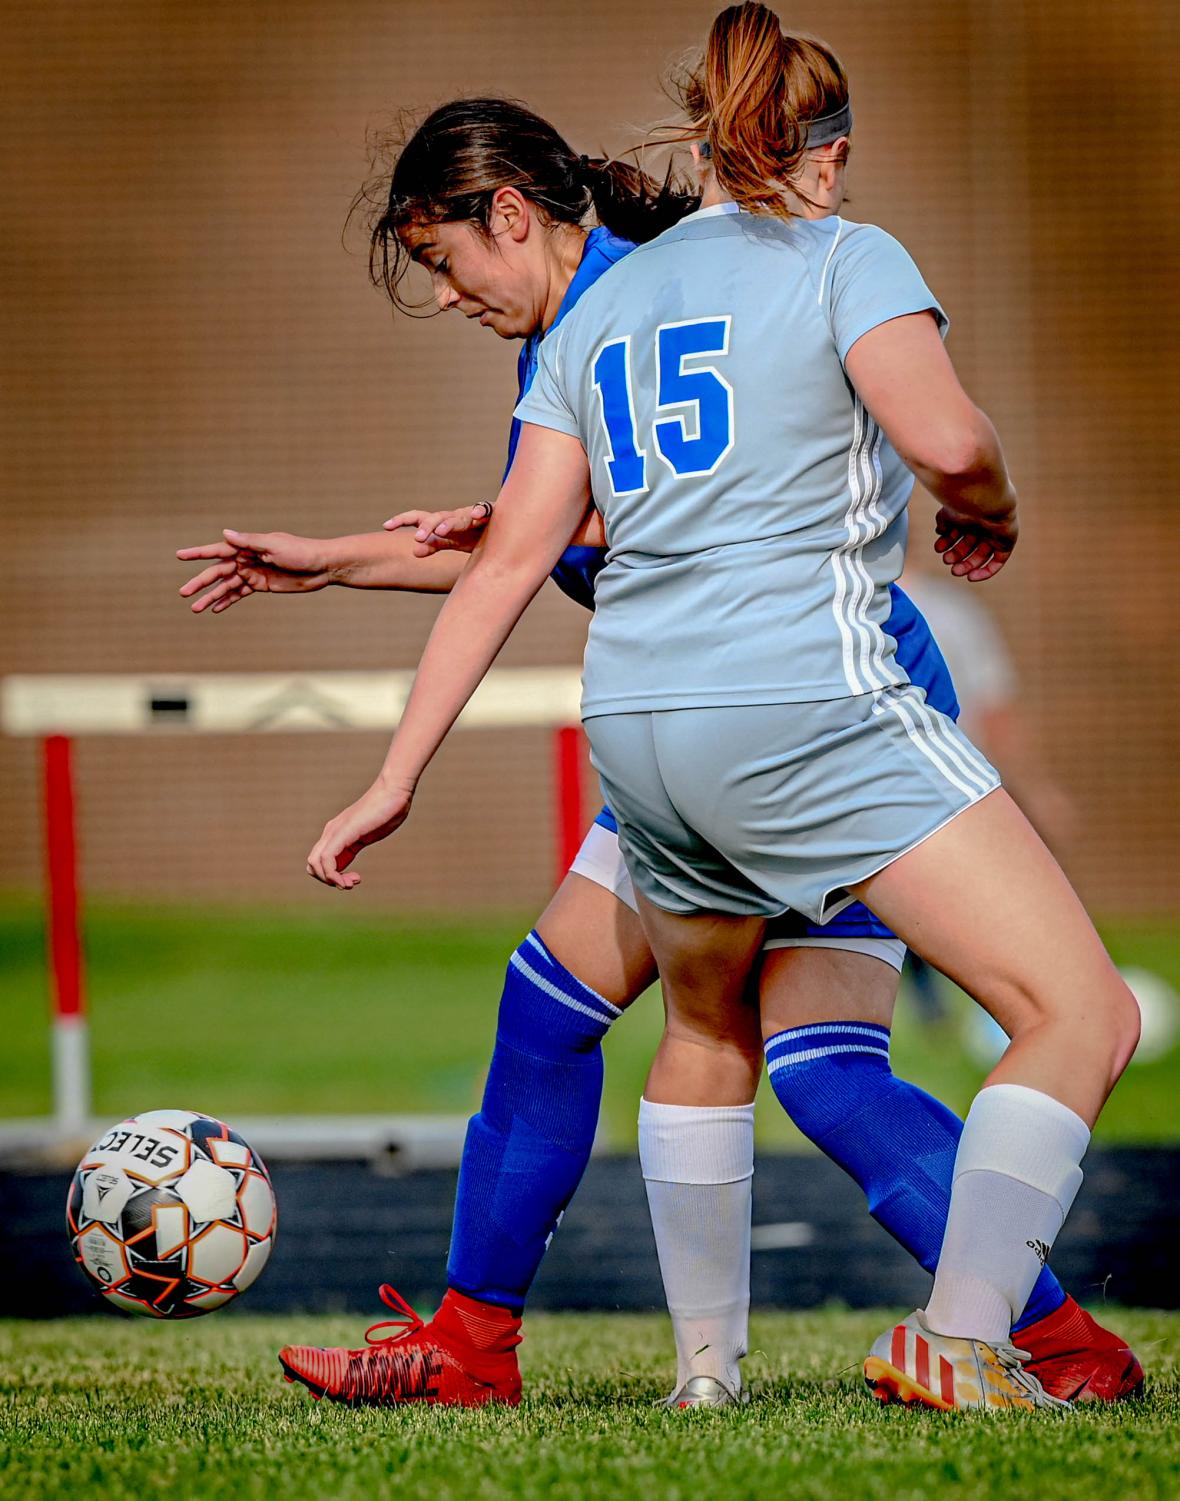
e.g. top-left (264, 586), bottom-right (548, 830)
top-left (676, 4), bottom-right (850, 220)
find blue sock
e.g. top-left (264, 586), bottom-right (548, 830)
top-left (764, 1022), bottom-right (1066, 1332)
top-left (446, 931), bottom-right (621, 1311)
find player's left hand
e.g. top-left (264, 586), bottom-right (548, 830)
top-left (384, 504), bottom-right (493, 556)
top-left (933, 505), bottom-right (1018, 581)
top-left (306, 777), bottom-right (415, 890)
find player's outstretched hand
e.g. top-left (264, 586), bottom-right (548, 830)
top-left (384, 504), bottom-right (492, 556)
top-left (306, 778), bottom-right (415, 890)
top-left (933, 505), bottom-right (1018, 581)
top-left (177, 530), bottom-right (333, 614)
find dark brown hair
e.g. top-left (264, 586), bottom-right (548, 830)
top-left (355, 97), bottom-right (700, 312)
top-left (674, 4), bottom-right (850, 220)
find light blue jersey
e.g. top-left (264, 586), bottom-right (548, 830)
top-left (515, 205), bottom-right (948, 718)
top-left (511, 210), bottom-right (958, 944)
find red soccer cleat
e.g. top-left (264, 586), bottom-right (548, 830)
top-left (1018, 1295), bottom-right (1144, 1403)
top-left (278, 1285), bottom-right (522, 1407)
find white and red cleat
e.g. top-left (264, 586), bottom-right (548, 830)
top-left (864, 1310), bottom-right (1070, 1411)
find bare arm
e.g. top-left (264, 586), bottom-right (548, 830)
top-left (844, 314), bottom-right (1018, 581)
top-left (305, 425), bottom-right (594, 888)
top-left (321, 529), bottom-right (470, 590)
top-left (177, 526), bottom-right (468, 613)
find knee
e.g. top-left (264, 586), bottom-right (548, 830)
top-left (664, 1013), bottom-right (764, 1067)
top-left (996, 965), bottom-right (1142, 1087)
top-left (662, 979), bottom-right (762, 1059)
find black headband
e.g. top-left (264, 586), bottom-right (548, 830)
top-left (805, 101), bottom-right (853, 148)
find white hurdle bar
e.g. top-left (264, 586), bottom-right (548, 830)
top-left (1, 669), bottom-right (583, 736)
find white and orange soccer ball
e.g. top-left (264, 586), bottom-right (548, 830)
top-left (67, 1109), bottom-right (276, 1318)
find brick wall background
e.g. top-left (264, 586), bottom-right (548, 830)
top-left (2, 0), bottom-right (1177, 915)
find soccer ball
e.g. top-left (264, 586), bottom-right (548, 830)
top-left (67, 1109), bottom-right (276, 1318)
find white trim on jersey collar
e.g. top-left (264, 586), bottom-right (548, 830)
top-left (681, 201), bottom-right (741, 223)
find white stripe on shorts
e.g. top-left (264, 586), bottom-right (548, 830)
top-left (875, 687), bottom-right (996, 800)
top-left (908, 690), bottom-right (998, 793)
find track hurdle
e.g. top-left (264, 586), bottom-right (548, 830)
top-left (2, 669), bottom-right (587, 1137)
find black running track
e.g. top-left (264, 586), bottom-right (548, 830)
top-left (4, 1148), bottom-right (1177, 1318)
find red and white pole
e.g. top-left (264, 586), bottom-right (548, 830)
top-left (554, 725), bottom-right (586, 888)
top-left (42, 735), bottom-right (91, 1134)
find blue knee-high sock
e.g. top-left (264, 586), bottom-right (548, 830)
top-left (764, 1022), bottom-right (1066, 1332)
top-left (446, 931), bottom-right (621, 1311)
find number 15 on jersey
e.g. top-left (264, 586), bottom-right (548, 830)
top-left (592, 317), bottom-right (734, 495)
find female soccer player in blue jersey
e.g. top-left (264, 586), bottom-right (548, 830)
top-left (182, 49), bottom-right (1138, 1410)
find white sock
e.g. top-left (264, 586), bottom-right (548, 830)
top-left (638, 1098), bottom-right (753, 1395)
top-left (924, 1083), bottom-right (1090, 1342)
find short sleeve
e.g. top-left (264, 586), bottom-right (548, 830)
top-left (822, 223), bottom-right (948, 363)
top-left (513, 325), bottom-right (581, 439)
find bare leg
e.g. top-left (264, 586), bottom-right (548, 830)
top-left (757, 944), bottom-right (1073, 1331)
top-left (542, 875), bottom-right (765, 1402)
top-left (534, 872), bottom-right (657, 1008)
top-left (630, 894), bottom-right (765, 1399)
top-left (851, 789), bottom-right (1139, 1346)
top-left (759, 944), bottom-right (898, 1036)
top-left (850, 789), bottom-right (1139, 1123)
top-left (637, 896), bottom-right (766, 1105)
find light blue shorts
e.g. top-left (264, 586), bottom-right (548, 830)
top-left (584, 685), bottom-right (999, 923)
top-left (567, 818), bottom-right (906, 969)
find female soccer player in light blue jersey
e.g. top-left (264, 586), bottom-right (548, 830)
top-left (185, 42), bottom-right (1138, 1410)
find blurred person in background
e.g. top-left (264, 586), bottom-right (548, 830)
top-left (179, 24), bottom-right (1138, 1414)
top-left (901, 550), bottom-right (1075, 850)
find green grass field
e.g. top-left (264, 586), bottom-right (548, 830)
top-left (3, 896), bottom-right (1179, 1145)
top-left (4, 903), bottom-right (1180, 1497)
top-left (2, 1310), bottom-right (1177, 1501)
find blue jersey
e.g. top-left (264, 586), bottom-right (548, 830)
top-left (507, 226), bottom-right (631, 611)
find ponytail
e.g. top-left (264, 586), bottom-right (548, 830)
top-left (674, 3), bottom-right (851, 221)
top-left (704, 4), bottom-right (804, 216)
top-left (578, 155), bottom-right (700, 245)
